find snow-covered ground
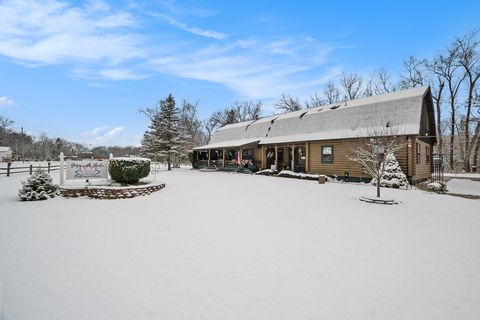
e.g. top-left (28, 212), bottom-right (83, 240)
top-left (444, 172), bottom-right (480, 180)
top-left (1, 169), bottom-right (480, 320)
top-left (447, 178), bottom-right (480, 196)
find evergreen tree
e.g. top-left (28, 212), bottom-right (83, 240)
top-left (18, 168), bottom-right (59, 201)
top-left (142, 94), bottom-right (184, 170)
top-left (376, 153), bottom-right (410, 189)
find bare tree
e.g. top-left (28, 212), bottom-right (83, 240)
top-left (470, 88), bottom-right (480, 171)
top-left (275, 94), bottom-right (302, 113)
top-left (347, 126), bottom-right (407, 198)
top-left (399, 56), bottom-right (428, 88)
top-left (0, 116), bottom-right (14, 135)
top-left (341, 72), bottom-right (363, 100)
top-left (323, 80), bottom-right (341, 104)
top-left (373, 68), bottom-right (398, 94)
top-left (305, 93), bottom-right (325, 108)
top-left (427, 44), bottom-right (467, 168)
top-left (209, 100), bottom-right (263, 129)
top-left (400, 57), bottom-right (446, 153)
top-left (234, 100), bottom-right (262, 121)
top-left (179, 99), bottom-right (204, 149)
top-left (203, 119), bottom-right (216, 144)
top-left (363, 78), bottom-right (374, 97)
top-left (456, 30), bottom-right (480, 171)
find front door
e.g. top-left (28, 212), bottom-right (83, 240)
top-left (294, 146), bottom-right (306, 173)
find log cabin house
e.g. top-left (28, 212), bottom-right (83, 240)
top-left (193, 86), bottom-right (436, 183)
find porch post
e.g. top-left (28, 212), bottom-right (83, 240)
top-left (239, 148), bottom-right (243, 167)
top-left (222, 148), bottom-right (226, 168)
top-left (305, 142), bottom-right (309, 173)
top-left (207, 149), bottom-right (211, 167)
top-left (274, 145), bottom-right (278, 170)
top-left (261, 145), bottom-right (265, 169)
top-left (291, 144), bottom-right (295, 172)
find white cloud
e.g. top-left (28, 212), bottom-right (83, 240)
top-left (99, 69), bottom-right (148, 81)
top-left (81, 126), bottom-right (108, 136)
top-left (0, 0), bottom-right (143, 65)
top-left (82, 126), bottom-right (128, 146)
top-left (0, 0), bottom-right (341, 98)
top-left (149, 12), bottom-right (226, 40)
top-left (150, 38), bottom-right (340, 99)
top-left (0, 96), bottom-right (15, 106)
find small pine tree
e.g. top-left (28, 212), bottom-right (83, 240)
top-left (18, 168), bottom-right (59, 201)
top-left (142, 94), bottom-right (185, 170)
top-left (375, 153), bottom-right (410, 189)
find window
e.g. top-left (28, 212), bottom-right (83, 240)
top-left (416, 143), bottom-right (421, 164)
top-left (242, 148), bottom-right (254, 161)
top-left (425, 146), bottom-right (430, 164)
top-left (321, 146), bottom-right (334, 163)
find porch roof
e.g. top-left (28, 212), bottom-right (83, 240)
top-left (193, 138), bottom-right (260, 150)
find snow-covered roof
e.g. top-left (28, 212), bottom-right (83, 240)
top-left (0, 146), bottom-right (12, 152)
top-left (193, 138), bottom-right (260, 150)
top-left (195, 86), bottom-right (432, 149)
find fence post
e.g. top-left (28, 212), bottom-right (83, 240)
top-left (48, 162), bottom-right (51, 173)
top-left (7, 162), bottom-right (11, 177)
top-left (29, 164), bottom-right (33, 175)
top-left (59, 152), bottom-right (65, 186)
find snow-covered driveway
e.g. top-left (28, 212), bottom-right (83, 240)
top-left (1, 169), bottom-right (480, 320)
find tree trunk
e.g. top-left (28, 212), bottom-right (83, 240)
top-left (434, 83), bottom-right (444, 154)
top-left (377, 176), bottom-right (380, 197)
top-left (463, 85), bottom-right (474, 172)
top-left (167, 154), bottom-right (171, 171)
top-left (450, 107), bottom-right (455, 169)
top-left (472, 123), bottom-right (480, 172)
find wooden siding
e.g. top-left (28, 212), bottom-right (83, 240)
top-left (413, 137), bottom-right (432, 181)
top-left (253, 145), bottom-right (262, 164)
top-left (306, 139), bottom-right (410, 179)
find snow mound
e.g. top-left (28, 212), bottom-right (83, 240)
top-left (427, 182), bottom-right (447, 192)
top-left (447, 179), bottom-right (480, 196)
top-left (278, 170), bottom-right (331, 181)
top-left (256, 169), bottom-right (277, 176)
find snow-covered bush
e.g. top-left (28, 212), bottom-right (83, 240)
top-left (278, 170), bottom-right (331, 181)
top-left (373, 153), bottom-right (410, 189)
top-left (427, 182), bottom-right (447, 192)
top-left (18, 168), bottom-right (59, 201)
top-left (256, 169), bottom-right (277, 176)
top-left (109, 157), bottom-right (151, 184)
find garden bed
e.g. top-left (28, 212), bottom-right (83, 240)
top-left (60, 181), bottom-right (166, 199)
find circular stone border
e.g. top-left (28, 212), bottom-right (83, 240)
top-left (59, 181), bottom-right (166, 199)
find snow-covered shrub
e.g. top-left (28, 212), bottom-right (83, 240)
top-left (256, 169), bottom-right (277, 176)
top-left (278, 170), bottom-right (331, 181)
top-left (109, 157), bottom-right (151, 184)
top-left (373, 153), bottom-right (410, 189)
top-left (18, 168), bottom-right (59, 201)
top-left (427, 182), bottom-right (447, 192)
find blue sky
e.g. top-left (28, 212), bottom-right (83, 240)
top-left (0, 0), bottom-right (479, 147)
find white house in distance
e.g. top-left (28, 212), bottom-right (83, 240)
top-left (0, 146), bottom-right (13, 162)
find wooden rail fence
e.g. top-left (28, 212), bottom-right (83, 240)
top-left (0, 163), bottom-right (66, 177)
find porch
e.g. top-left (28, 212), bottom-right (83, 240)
top-left (192, 142), bottom-right (260, 173)
top-left (193, 142), bottom-right (309, 174)
top-left (261, 143), bottom-right (309, 173)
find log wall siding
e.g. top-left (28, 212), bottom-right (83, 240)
top-left (254, 146), bottom-right (262, 164)
top-left (306, 139), bottom-right (409, 179)
top-left (413, 137), bottom-right (432, 181)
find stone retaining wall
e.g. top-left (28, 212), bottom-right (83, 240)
top-left (60, 183), bottom-right (166, 199)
